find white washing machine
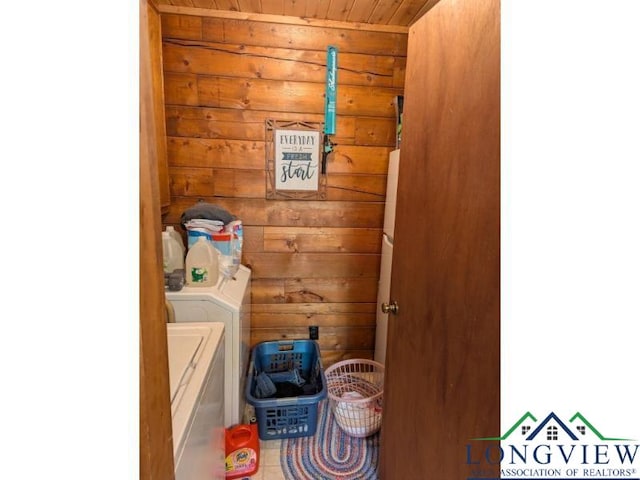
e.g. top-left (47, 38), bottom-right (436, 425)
top-left (167, 322), bottom-right (225, 480)
top-left (166, 264), bottom-right (251, 427)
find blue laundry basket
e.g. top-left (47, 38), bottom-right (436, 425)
top-left (245, 340), bottom-right (326, 440)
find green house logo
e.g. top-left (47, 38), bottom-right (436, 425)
top-left (474, 411), bottom-right (634, 442)
top-left (466, 412), bottom-right (638, 480)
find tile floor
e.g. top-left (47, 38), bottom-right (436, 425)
top-left (241, 439), bottom-right (285, 480)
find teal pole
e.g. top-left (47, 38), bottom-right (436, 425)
top-left (324, 46), bottom-right (338, 135)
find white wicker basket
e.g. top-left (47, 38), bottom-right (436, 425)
top-left (324, 359), bottom-right (384, 438)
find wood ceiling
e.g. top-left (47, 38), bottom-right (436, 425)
top-left (155, 0), bottom-right (440, 32)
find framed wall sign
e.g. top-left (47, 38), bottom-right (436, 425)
top-left (266, 119), bottom-right (327, 199)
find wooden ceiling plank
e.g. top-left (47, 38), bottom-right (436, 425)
top-left (284, 0), bottom-right (306, 17)
top-left (157, 5), bottom-right (410, 33)
top-left (237, 0), bottom-right (262, 13)
top-left (191, 0), bottom-right (216, 8)
top-left (170, 0), bottom-right (196, 7)
top-left (161, 0), bottom-right (435, 26)
top-left (304, 0), bottom-right (331, 19)
top-left (368, 0), bottom-right (402, 25)
top-left (260, 0), bottom-right (285, 15)
top-left (214, 0), bottom-right (240, 10)
top-left (408, 0), bottom-right (439, 24)
top-left (347, 0), bottom-right (377, 23)
top-left (326, 0), bottom-right (356, 22)
top-left (388, 0), bottom-right (424, 25)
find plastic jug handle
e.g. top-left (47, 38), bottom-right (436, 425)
top-left (230, 425), bottom-right (252, 443)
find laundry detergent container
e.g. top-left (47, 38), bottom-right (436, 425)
top-left (245, 340), bottom-right (326, 440)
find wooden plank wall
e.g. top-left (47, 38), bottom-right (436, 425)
top-left (160, 13), bottom-right (407, 365)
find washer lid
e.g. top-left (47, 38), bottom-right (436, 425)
top-left (167, 334), bottom-right (203, 402)
top-left (165, 264), bottom-right (250, 311)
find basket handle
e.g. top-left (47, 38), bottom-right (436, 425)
top-left (277, 342), bottom-right (294, 351)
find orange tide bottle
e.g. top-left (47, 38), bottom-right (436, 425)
top-left (224, 423), bottom-right (260, 479)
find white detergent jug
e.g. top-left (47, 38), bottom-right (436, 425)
top-left (165, 225), bottom-right (186, 257)
top-left (162, 231), bottom-right (185, 273)
top-left (185, 236), bottom-right (219, 287)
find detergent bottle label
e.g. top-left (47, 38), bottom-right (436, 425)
top-left (225, 447), bottom-right (257, 475)
top-left (191, 267), bottom-right (208, 282)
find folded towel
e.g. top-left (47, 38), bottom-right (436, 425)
top-left (184, 219), bottom-right (225, 233)
top-left (181, 202), bottom-right (235, 227)
top-left (267, 369), bottom-right (306, 387)
top-left (254, 372), bottom-right (277, 399)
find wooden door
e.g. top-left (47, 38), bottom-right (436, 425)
top-left (378, 0), bottom-right (500, 478)
top-left (140, 0), bottom-right (175, 478)
top-left (144, 0), bottom-right (171, 212)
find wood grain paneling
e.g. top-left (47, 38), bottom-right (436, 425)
top-left (379, 0), bottom-right (500, 477)
top-left (199, 17), bottom-right (407, 55)
top-left (283, 0), bottom-right (306, 16)
top-left (163, 39), bottom-right (400, 87)
top-left (140, 0), bottom-right (174, 478)
top-left (354, 117), bottom-right (397, 146)
top-left (161, 14), bottom-right (406, 362)
top-left (167, 137), bottom-right (265, 169)
top-left (266, 202), bottom-right (383, 227)
top-left (170, 165), bottom-right (386, 201)
top-left (161, 12), bottom-right (202, 39)
top-left (166, 105), bottom-right (333, 141)
top-left (244, 252), bottom-right (380, 278)
top-left (260, 0), bottom-right (285, 15)
top-left (166, 105), bottom-right (393, 146)
top-left (252, 302), bottom-right (376, 314)
top-left (347, 0), bottom-right (376, 23)
top-left (157, 0), bottom-right (440, 32)
top-left (389, 0), bottom-right (428, 25)
top-left (304, 0), bottom-right (331, 19)
top-left (147, 0), bottom-right (171, 210)
top-left (262, 227), bottom-right (381, 253)
top-left (326, 174), bottom-right (387, 201)
top-left (169, 166), bottom-right (266, 197)
top-left (252, 327), bottom-right (375, 350)
top-left (252, 277), bottom-right (378, 303)
top-left (165, 197), bottom-right (384, 227)
top-left (165, 76), bottom-right (399, 117)
top-left (167, 138), bottom-right (391, 173)
top-left (164, 72), bottom-right (199, 105)
top-left (252, 311), bottom-right (376, 327)
top-left (318, 349), bottom-right (374, 366)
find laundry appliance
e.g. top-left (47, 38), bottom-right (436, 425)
top-left (167, 322), bottom-right (225, 480)
top-left (374, 149), bottom-right (400, 365)
top-left (166, 264), bottom-right (251, 427)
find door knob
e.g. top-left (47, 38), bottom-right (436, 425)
top-left (381, 301), bottom-right (399, 315)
